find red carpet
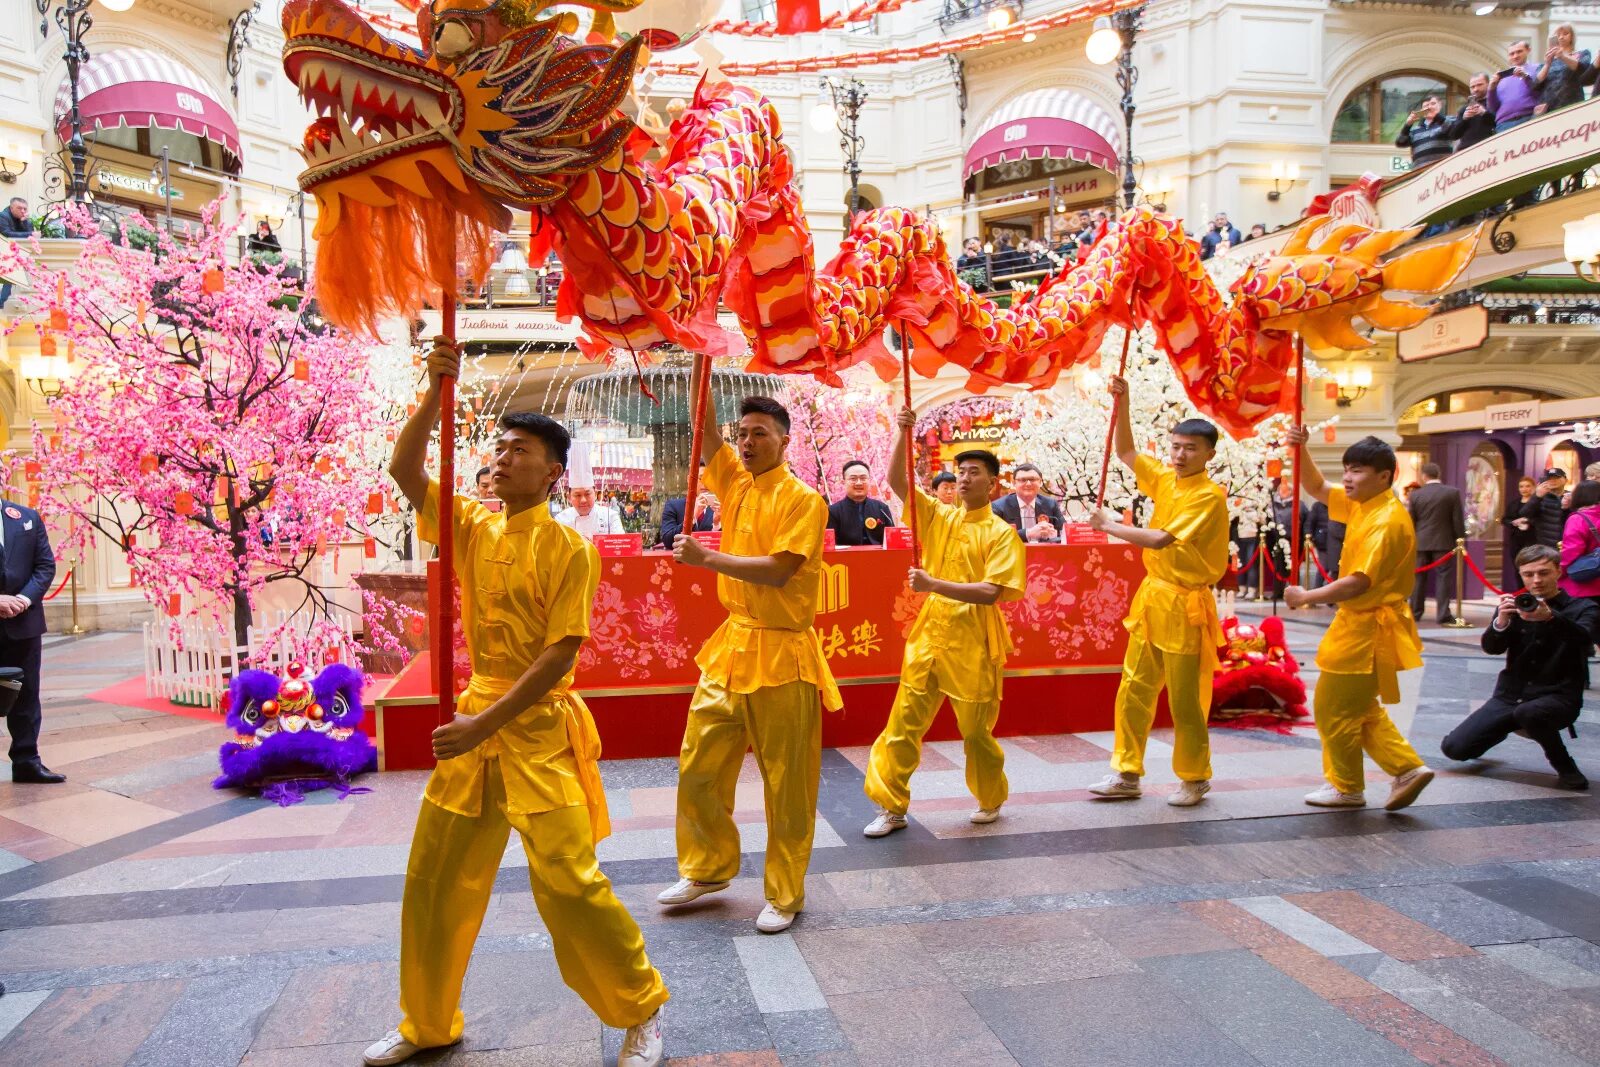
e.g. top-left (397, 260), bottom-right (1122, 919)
top-left (86, 676), bottom-right (221, 722)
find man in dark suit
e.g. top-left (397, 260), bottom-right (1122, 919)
top-left (1409, 462), bottom-right (1466, 624)
top-left (991, 464), bottom-right (1063, 542)
top-left (827, 460), bottom-right (896, 546)
top-left (1, 497), bottom-right (61, 783)
top-left (656, 491), bottom-right (717, 549)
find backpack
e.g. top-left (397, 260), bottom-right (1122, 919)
top-left (1569, 512), bottom-right (1600, 584)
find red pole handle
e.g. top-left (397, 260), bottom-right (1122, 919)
top-left (682, 354), bottom-right (712, 540)
top-left (1289, 336), bottom-right (1305, 578)
top-left (436, 288), bottom-right (457, 724)
top-left (900, 321), bottom-right (920, 566)
top-left (1094, 328), bottom-right (1134, 512)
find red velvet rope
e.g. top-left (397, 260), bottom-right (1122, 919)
top-left (1229, 544), bottom-right (1260, 577)
top-left (1309, 545), bottom-right (1335, 583)
top-left (40, 569), bottom-right (72, 602)
top-left (1415, 551), bottom-right (1457, 574)
top-left (1462, 551), bottom-right (1507, 597)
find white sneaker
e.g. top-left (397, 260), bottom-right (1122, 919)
top-left (1304, 784), bottom-right (1366, 808)
top-left (756, 903), bottom-right (796, 933)
top-left (863, 809), bottom-right (908, 837)
top-left (363, 1031), bottom-right (420, 1067)
top-left (1385, 766), bottom-right (1435, 811)
top-left (1088, 773), bottom-right (1141, 799)
top-left (969, 807), bottom-right (1001, 824)
top-left (619, 1006), bottom-right (665, 1067)
top-left (1167, 780), bottom-right (1211, 807)
top-left (656, 877), bottom-right (730, 906)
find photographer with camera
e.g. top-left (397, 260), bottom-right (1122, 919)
top-left (1440, 544), bottom-right (1598, 790)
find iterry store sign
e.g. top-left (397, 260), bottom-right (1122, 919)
top-left (1397, 304), bottom-right (1488, 363)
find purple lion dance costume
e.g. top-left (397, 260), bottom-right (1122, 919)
top-left (214, 660), bottom-right (378, 806)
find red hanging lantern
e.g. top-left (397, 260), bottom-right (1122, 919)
top-left (167, 593), bottom-right (182, 616)
top-left (331, 508), bottom-right (346, 527)
top-left (1323, 425), bottom-right (1338, 444)
top-left (49, 308), bottom-right (67, 332)
top-left (174, 491), bottom-right (194, 515)
top-left (38, 334), bottom-right (56, 357)
top-left (202, 269), bottom-right (225, 294)
top-left (1325, 382), bottom-right (1339, 402)
top-left (363, 536), bottom-right (377, 559)
top-left (139, 454), bottom-right (159, 474)
top-left (24, 460), bottom-right (40, 478)
top-left (294, 359), bottom-right (310, 382)
top-left (1266, 458), bottom-right (1283, 479)
top-left (316, 456), bottom-right (332, 475)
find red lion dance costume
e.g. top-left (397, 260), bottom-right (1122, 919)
top-left (1212, 615), bottom-right (1310, 732)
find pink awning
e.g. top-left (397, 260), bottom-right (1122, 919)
top-left (55, 48), bottom-right (242, 172)
top-left (963, 88), bottom-right (1121, 182)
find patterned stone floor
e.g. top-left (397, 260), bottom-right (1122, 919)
top-left (1, 601), bottom-right (1597, 1066)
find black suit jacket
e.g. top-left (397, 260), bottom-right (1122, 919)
top-left (656, 497), bottom-right (714, 548)
top-left (0, 501), bottom-right (56, 641)
top-left (1408, 481), bottom-right (1465, 552)
top-left (827, 497), bottom-right (895, 546)
top-left (992, 492), bottom-right (1064, 541)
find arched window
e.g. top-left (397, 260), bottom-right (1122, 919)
top-left (1332, 71), bottom-right (1470, 144)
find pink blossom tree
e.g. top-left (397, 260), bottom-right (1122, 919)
top-left (781, 371), bottom-right (898, 505)
top-left (0, 204), bottom-right (388, 652)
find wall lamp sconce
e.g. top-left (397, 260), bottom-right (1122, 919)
top-left (0, 143), bottom-right (32, 184)
top-left (1329, 364), bottom-right (1372, 407)
top-left (1267, 161), bottom-right (1301, 202)
top-left (1563, 212), bottom-right (1600, 281)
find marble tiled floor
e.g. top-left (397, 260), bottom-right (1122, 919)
top-left (1, 604), bottom-right (1597, 1066)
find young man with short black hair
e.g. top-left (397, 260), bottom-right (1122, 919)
top-left (659, 370), bottom-right (840, 934)
top-left (827, 458), bottom-right (896, 546)
top-left (1284, 430), bottom-right (1435, 811)
top-left (1441, 543), bottom-right (1597, 790)
top-left (367, 340), bottom-right (668, 1067)
top-left (1088, 375), bottom-right (1229, 806)
top-left (931, 471), bottom-right (958, 506)
top-left (863, 409), bottom-right (1027, 836)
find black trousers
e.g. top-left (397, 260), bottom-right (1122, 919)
top-left (1440, 693), bottom-right (1580, 773)
top-left (1410, 549), bottom-right (1457, 622)
top-left (0, 635), bottom-right (43, 763)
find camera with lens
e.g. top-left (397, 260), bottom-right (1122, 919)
top-left (1514, 591), bottom-right (1541, 613)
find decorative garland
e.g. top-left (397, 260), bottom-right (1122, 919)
top-left (649, 0), bottom-right (1135, 76)
top-left (705, 0), bottom-right (910, 37)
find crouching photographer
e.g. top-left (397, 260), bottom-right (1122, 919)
top-left (1440, 545), bottom-right (1598, 790)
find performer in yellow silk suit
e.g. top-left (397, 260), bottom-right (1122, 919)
top-left (657, 362), bottom-right (840, 935)
top-left (1087, 373), bottom-right (1230, 807)
top-left (862, 407), bottom-right (1027, 836)
top-left (364, 342), bottom-right (668, 1067)
top-left (1283, 428), bottom-right (1434, 811)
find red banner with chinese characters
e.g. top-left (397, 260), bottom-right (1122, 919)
top-left (373, 543), bottom-right (1146, 767)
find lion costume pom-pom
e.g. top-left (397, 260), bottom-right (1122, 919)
top-left (1211, 616), bottom-right (1309, 733)
top-left (214, 661), bottom-right (378, 805)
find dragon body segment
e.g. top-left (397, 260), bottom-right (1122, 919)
top-left (284, 0), bottom-right (1478, 438)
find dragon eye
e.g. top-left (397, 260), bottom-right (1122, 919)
top-left (241, 704), bottom-right (260, 726)
top-left (331, 694), bottom-right (350, 721)
top-left (434, 19), bottom-right (475, 58)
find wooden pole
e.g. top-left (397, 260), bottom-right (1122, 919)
top-left (900, 321), bottom-right (920, 565)
top-left (1094, 328), bottom-right (1134, 512)
top-left (1289, 335), bottom-right (1305, 589)
top-left (682, 354), bottom-right (713, 540)
top-left (436, 286), bottom-right (458, 724)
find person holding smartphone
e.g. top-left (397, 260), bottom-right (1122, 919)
top-left (1445, 73), bottom-right (1497, 149)
top-left (1395, 96), bottom-right (1453, 168)
top-left (1489, 39), bottom-right (1544, 132)
top-left (1440, 544), bottom-right (1598, 790)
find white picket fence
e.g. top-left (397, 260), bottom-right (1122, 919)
top-left (143, 611), bottom-right (359, 709)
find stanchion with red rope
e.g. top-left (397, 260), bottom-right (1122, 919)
top-left (1444, 538), bottom-right (1476, 627)
top-left (40, 568), bottom-right (73, 601)
top-left (1462, 548), bottom-right (1521, 599)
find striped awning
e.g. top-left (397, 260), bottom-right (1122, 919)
top-left (963, 88), bottom-right (1121, 182)
top-left (55, 48), bottom-right (242, 172)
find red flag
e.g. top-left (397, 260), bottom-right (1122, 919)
top-left (777, 0), bottom-right (821, 33)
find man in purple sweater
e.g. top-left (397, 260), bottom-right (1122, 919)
top-left (1489, 39), bottom-right (1543, 133)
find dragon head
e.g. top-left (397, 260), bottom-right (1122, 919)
top-left (282, 0), bottom-right (645, 331)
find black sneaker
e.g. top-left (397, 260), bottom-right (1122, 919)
top-left (1556, 768), bottom-right (1589, 791)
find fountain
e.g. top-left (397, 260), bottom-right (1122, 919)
top-left (565, 352), bottom-right (789, 523)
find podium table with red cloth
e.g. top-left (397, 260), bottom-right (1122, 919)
top-left (369, 543), bottom-right (1146, 769)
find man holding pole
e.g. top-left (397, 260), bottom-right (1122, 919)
top-left (658, 361), bottom-right (840, 935)
top-left (1087, 374), bottom-right (1229, 806)
top-left (366, 341), bottom-right (669, 1067)
top-left (1282, 427), bottom-right (1435, 811)
top-left (862, 408), bottom-right (1026, 837)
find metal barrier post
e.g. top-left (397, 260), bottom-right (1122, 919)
top-left (64, 560), bottom-right (86, 636)
top-left (1445, 538), bottom-right (1474, 628)
top-left (1254, 534), bottom-right (1267, 601)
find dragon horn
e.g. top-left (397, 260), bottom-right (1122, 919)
top-left (1378, 223), bottom-right (1483, 295)
top-left (1301, 309), bottom-right (1375, 352)
top-left (1356, 294), bottom-right (1435, 332)
top-left (1340, 227), bottom-right (1417, 262)
top-left (1277, 216), bottom-right (1325, 257)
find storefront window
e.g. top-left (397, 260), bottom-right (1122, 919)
top-left (1332, 72), bottom-right (1468, 144)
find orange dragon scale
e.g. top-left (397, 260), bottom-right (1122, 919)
top-left (282, 0), bottom-right (1479, 439)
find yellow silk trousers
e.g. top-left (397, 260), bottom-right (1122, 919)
top-left (863, 679), bottom-right (1007, 816)
top-left (676, 675), bottom-right (821, 913)
top-left (397, 760), bottom-right (667, 1046)
top-left (1313, 670), bottom-right (1425, 795)
top-left (1111, 635), bottom-right (1212, 781)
